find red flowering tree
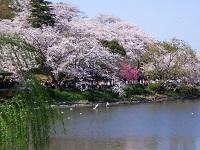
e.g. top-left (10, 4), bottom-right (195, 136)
top-left (120, 64), bottom-right (139, 82)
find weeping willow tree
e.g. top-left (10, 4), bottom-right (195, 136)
top-left (0, 34), bottom-right (62, 150)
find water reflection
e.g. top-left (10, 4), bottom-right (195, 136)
top-left (50, 137), bottom-right (200, 150)
top-left (50, 100), bottom-right (200, 150)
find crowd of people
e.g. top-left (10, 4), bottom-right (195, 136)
top-left (42, 77), bottom-right (115, 91)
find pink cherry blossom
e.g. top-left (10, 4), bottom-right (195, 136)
top-left (120, 64), bottom-right (139, 81)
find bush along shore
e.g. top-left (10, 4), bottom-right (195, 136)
top-left (49, 83), bottom-right (200, 108)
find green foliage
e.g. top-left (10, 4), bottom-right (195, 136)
top-left (147, 82), bottom-right (168, 94)
top-left (147, 83), bottom-right (162, 92)
top-left (146, 82), bottom-right (200, 97)
top-left (0, 77), bottom-right (61, 150)
top-left (176, 84), bottom-right (200, 97)
top-left (144, 70), bottom-right (160, 81)
top-left (28, 0), bottom-right (56, 28)
top-left (86, 89), bottom-right (120, 102)
top-left (49, 89), bottom-right (86, 102)
top-left (49, 89), bottom-right (120, 102)
top-left (124, 82), bottom-right (177, 97)
top-left (0, 95), bottom-right (27, 150)
top-left (0, 0), bottom-right (15, 19)
top-left (124, 84), bottom-right (151, 97)
top-left (0, 34), bottom-right (35, 52)
top-left (101, 40), bottom-right (126, 56)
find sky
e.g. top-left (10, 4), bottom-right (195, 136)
top-left (50, 0), bottom-right (200, 51)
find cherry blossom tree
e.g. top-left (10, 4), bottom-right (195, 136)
top-left (143, 38), bottom-right (198, 82)
top-left (120, 64), bottom-right (139, 82)
top-left (0, 34), bottom-right (38, 78)
top-left (68, 14), bottom-right (152, 65)
top-left (0, 0), bottom-right (154, 93)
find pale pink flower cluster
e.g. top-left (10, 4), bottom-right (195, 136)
top-left (0, 0), bottom-right (153, 93)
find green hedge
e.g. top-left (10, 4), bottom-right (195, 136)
top-left (147, 83), bottom-right (160, 91)
top-left (146, 82), bottom-right (167, 94)
top-left (176, 84), bottom-right (200, 96)
top-left (48, 89), bottom-right (120, 102)
top-left (48, 83), bottom-right (200, 102)
top-left (124, 84), bottom-right (151, 97)
top-left (48, 89), bottom-right (86, 102)
top-left (86, 89), bottom-right (120, 102)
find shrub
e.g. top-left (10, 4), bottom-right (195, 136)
top-left (48, 89), bottom-right (86, 102)
top-left (147, 82), bottom-right (166, 94)
top-left (147, 83), bottom-right (160, 91)
top-left (49, 89), bottom-right (120, 102)
top-left (124, 84), bottom-right (151, 97)
top-left (176, 84), bottom-right (200, 96)
top-left (86, 89), bottom-right (119, 102)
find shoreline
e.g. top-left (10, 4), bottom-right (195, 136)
top-left (58, 95), bottom-right (200, 109)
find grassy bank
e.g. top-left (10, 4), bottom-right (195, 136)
top-left (47, 83), bottom-right (200, 105)
top-left (48, 89), bottom-right (120, 103)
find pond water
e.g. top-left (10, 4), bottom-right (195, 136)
top-left (49, 100), bottom-right (200, 150)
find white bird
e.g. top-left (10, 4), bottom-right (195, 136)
top-left (106, 102), bottom-right (110, 108)
top-left (93, 104), bottom-right (99, 110)
top-left (191, 112), bottom-right (194, 115)
top-left (80, 113), bottom-right (83, 115)
top-left (70, 108), bottom-right (73, 111)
